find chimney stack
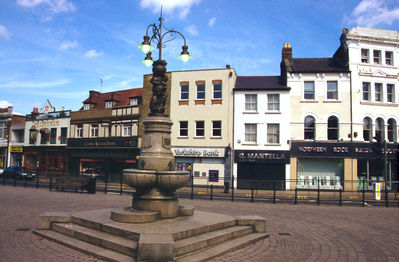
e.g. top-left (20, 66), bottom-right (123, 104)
top-left (282, 42), bottom-right (292, 63)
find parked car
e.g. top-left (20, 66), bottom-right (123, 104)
top-left (1, 166), bottom-right (36, 180)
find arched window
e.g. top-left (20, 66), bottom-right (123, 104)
top-left (387, 118), bottom-right (397, 142)
top-left (327, 116), bottom-right (339, 140)
top-left (304, 116), bottom-right (315, 140)
top-left (363, 117), bottom-right (372, 141)
top-left (375, 118), bottom-right (384, 142)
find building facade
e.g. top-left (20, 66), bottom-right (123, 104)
top-left (167, 67), bottom-right (236, 187)
top-left (23, 101), bottom-right (70, 176)
top-left (233, 76), bottom-right (291, 190)
top-left (68, 88), bottom-right (142, 181)
top-left (284, 27), bottom-right (399, 191)
top-left (8, 114), bottom-right (25, 167)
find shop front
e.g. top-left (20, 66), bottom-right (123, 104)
top-left (9, 146), bottom-right (23, 167)
top-left (173, 147), bottom-right (227, 187)
top-left (23, 146), bottom-right (68, 175)
top-left (235, 150), bottom-right (290, 190)
top-left (68, 137), bottom-right (140, 182)
top-left (290, 141), bottom-right (398, 191)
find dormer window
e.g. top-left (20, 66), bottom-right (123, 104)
top-left (84, 104), bottom-right (90, 110)
top-left (130, 98), bottom-right (138, 106)
top-left (105, 101), bottom-right (113, 108)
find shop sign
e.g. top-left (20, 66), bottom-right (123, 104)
top-left (235, 150), bottom-right (290, 163)
top-left (375, 183), bottom-right (381, 201)
top-left (68, 138), bottom-right (138, 148)
top-left (173, 148), bottom-right (223, 158)
top-left (291, 142), bottom-right (398, 159)
top-left (33, 120), bottom-right (60, 127)
top-left (10, 146), bottom-right (23, 153)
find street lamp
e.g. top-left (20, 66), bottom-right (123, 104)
top-left (121, 9), bottom-right (192, 220)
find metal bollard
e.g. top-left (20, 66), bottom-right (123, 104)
top-left (317, 181), bottom-right (320, 206)
top-left (191, 177), bottom-right (194, 200)
top-left (339, 188), bottom-right (343, 206)
top-left (36, 175), bottom-right (39, 188)
top-left (294, 187), bottom-right (298, 205)
top-left (120, 174), bottom-right (123, 195)
top-left (251, 186), bottom-right (254, 203)
top-left (273, 180), bottom-right (276, 204)
top-left (49, 176), bottom-right (53, 191)
top-left (231, 176), bottom-right (235, 202)
top-left (210, 184), bottom-right (214, 201)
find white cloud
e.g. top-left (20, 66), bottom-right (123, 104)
top-left (347, 0), bottom-right (399, 27)
top-left (59, 40), bottom-right (78, 50)
top-left (0, 25), bottom-right (10, 39)
top-left (0, 79), bottom-right (70, 88)
top-left (0, 100), bottom-right (13, 108)
top-left (140, 0), bottom-right (201, 19)
top-left (208, 17), bottom-right (216, 27)
top-left (84, 49), bottom-right (103, 58)
top-left (185, 25), bottom-right (198, 36)
top-left (16, 0), bottom-right (76, 13)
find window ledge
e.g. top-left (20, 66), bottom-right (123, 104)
top-left (241, 143), bottom-right (259, 146)
top-left (265, 111), bottom-right (281, 114)
top-left (211, 99), bottom-right (222, 105)
top-left (360, 101), bottom-right (398, 107)
top-left (323, 100), bottom-right (342, 103)
top-left (264, 143), bottom-right (281, 146)
top-left (179, 100), bottom-right (189, 106)
top-left (210, 136), bottom-right (222, 139)
top-left (195, 100), bottom-right (205, 105)
top-left (194, 136), bottom-right (205, 139)
top-left (243, 111), bottom-right (259, 114)
top-left (300, 100), bottom-right (318, 103)
top-left (177, 136), bottom-right (188, 139)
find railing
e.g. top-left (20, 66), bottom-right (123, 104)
top-left (2, 173), bottom-right (398, 207)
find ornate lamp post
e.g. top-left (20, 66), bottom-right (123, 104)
top-left (122, 10), bottom-right (192, 219)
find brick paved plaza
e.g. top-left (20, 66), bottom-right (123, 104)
top-left (0, 186), bottom-right (398, 262)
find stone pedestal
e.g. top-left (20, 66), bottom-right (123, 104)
top-left (123, 115), bottom-right (191, 219)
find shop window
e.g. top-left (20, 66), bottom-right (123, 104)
top-left (386, 51), bottom-right (393, 65)
top-left (363, 117), bottom-right (372, 142)
top-left (387, 84), bottom-right (395, 103)
top-left (180, 83), bottom-right (189, 100)
top-left (209, 170), bottom-right (219, 182)
top-left (245, 123), bottom-right (257, 143)
top-left (267, 124), bottom-right (279, 144)
top-left (50, 128), bottom-right (57, 144)
top-left (375, 118), bottom-right (384, 142)
top-left (60, 127), bottom-right (67, 144)
top-left (304, 116), bottom-right (315, 140)
top-left (76, 124), bottom-right (83, 138)
top-left (361, 49), bottom-right (369, 63)
top-left (327, 116), bottom-right (339, 140)
top-left (267, 94), bottom-right (279, 111)
top-left (213, 82), bottom-right (222, 99)
top-left (245, 94), bottom-right (257, 111)
top-left (327, 81), bottom-right (338, 100)
top-left (304, 81), bottom-right (315, 100)
top-left (212, 121), bottom-right (222, 137)
top-left (388, 118), bottom-right (397, 142)
top-left (195, 121), bottom-right (204, 137)
top-left (179, 121), bottom-right (188, 137)
top-left (362, 82), bottom-right (370, 101)
top-left (375, 83), bottom-right (382, 102)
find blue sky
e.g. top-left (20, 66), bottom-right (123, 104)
top-left (1, 0), bottom-right (399, 115)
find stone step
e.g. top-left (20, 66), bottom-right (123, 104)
top-left (176, 232), bottom-right (269, 262)
top-left (52, 223), bottom-right (137, 256)
top-left (71, 213), bottom-right (140, 241)
top-left (172, 219), bottom-right (237, 241)
top-left (33, 229), bottom-right (135, 262)
top-left (174, 225), bottom-right (254, 257)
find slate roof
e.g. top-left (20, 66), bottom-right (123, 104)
top-left (289, 58), bottom-right (348, 73)
top-left (234, 76), bottom-right (289, 91)
top-left (82, 88), bottom-right (143, 109)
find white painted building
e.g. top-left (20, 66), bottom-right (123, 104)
top-left (169, 67), bottom-right (236, 187)
top-left (233, 76), bottom-right (291, 190)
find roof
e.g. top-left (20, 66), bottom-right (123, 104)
top-left (82, 88), bottom-right (143, 109)
top-left (234, 76), bottom-right (289, 91)
top-left (289, 58), bottom-right (348, 73)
